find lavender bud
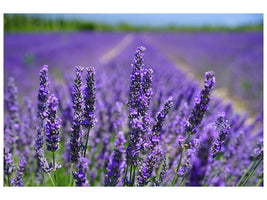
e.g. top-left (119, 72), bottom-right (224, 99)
top-left (154, 155), bottom-right (168, 186)
top-left (83, 67), bottom-right (96, 129)
top-left (150, 96), bottom-right (173, 148)
top-left (11, 157), bottom-right (27, 186)
top-left (136, 148), bottom-right (161, 186)
top-left (35, 126), bottom-right (53, 173)
top-left (46, 94), bottom-right (61, 152)
top-left (212, 113), bottom-right (231, 157)
top-left (105, 131), bottom-right (126, 186)
top-left (185, 71), bottom-right (215, 135)
top-left (72, 156), bottom-right (90, 186)
top-left (70, 66), bottom-right (84, 163)
top-left (37, 65), bottom-right (50, 120)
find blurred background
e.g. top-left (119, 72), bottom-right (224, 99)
top-left (4, 13), bottom-right (263, 32)
top-left (4, 13), bottom-right (263, 118)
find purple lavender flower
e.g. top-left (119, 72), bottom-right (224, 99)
top-left (105, 131), bottom-right (126, 186)
top-left (126, 117), bottom-right (143, 166)
top-left (140, 68), bottom-right (153, 118)
top-left (212, 113), bottom-right (231, 157)
top-left (70, 66), bottom-right (84, 163)
top-left (4, 127), bottom-right (15, 186)
top-left (185, 71), bottom-right (215, 135)
top-left (154, 155), bottom-right (168, 186)
top-left (11, 157), bottom-right (27, 186)
top-left (189, 126), bottom-right (216, 186)
top-left (37, 65), bottom-right (50, 120)
top-left (150, 96), bottom-right (173, 148)
top-left (46, 94), bottom-right (61, 152)
top-left (6, 77), bottom-right (20, 146)
top-left (83, 67), bottom-right (96, 129)
top-left (139, 68), bottom-right (153, 145)
top-left (128, 46), bottom-right (146, 114)
top-left (72, 156), bottom-right (90, 186)
top-left (136, 148), bottom-right (161, 186)
top-left (35, 126), bottom-right (53, 173)
top-left (126, 46), bottom-right (149, 166)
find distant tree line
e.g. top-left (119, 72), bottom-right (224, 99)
top-left (4, 14), bottom-right (263, 32)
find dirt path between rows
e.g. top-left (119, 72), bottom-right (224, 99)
top-left (100, 34), bottom-right (135, 65)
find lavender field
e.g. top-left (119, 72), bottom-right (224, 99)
top-left (4, 32), bottom-right (263, 187)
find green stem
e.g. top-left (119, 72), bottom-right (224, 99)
top-left (129, 165), bottom-right (133, 186)
top-left (42, 172), bottom-right (46, 186)
top-left (83, 128), bottom-right (91, 157)
top-left (48, 173), bottom-right (55, 186)
top-left (255, 176), bottom-right (263, 186)
top-left (69, 163), bottom-right (73, 186)
top-left (47, 173), bottom-right (56, 186)
top-left (178, 171), bottom-right (188, 186)
top-left (131, 165), bottom-right (136, 186)
top-left (53, 152), bottom-right (56, 186)
top-left (236, 160), bottom-right (255, 186)
top-left (241, 157), bottom-right (263, 186)
top-left (7, 174), bottom-right (11, 186)
top-left (123, 164), bottom-right (129, 186)
top-left (172, 148), bottom-right (185, 186)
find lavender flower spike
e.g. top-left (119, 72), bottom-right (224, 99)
top-left (128, 46), bottom-right (146, 118)
top-left (83, 67), bottom-right (96, 129)
top-left (35, 126), bottom-right (52, 173)
top-left (185, 71), bottom-right (215, 135)
top-left (126, 46), bottom-right (147, 167)
top-left (72, 156), bottom-right (90, 186)
top-left (82, 67), bottom-right (96, 157)
top-left (105, 131), bottom-right (126, 186)
top-left (4, 128), bottom-right (15, 178)
top-left (37, 65), bottom-right (50, 120)
top-left (7, 77), bottom-right (20, 136)
top-left (70, 66), bottom-right (84, 163)
top-left (136, 148), bottom-right (161, 186)
top-left (150, 96), bottom-right (173, 148)
top-left (212, 113), bottom-right (231, 157)
top-left (46, 94), bottom-right (61, 152)
top-left (11, 157), bottom-right (27, 186)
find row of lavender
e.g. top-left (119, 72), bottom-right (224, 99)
top-left (144, 32), bottom-right (263, 115)
top-left (4, 38), bottom-right (263, 186)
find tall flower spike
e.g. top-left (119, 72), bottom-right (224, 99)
top-left (126, 46), bottom-right (147, 167)
top-left (11, 157), bottom-right (27, 186)
top-left (83, 67), bottom-right (96, 129)
top-left (72, 156), bottom-right (90, 186)
top-left (70, 66), bottom-right (84, 163)
top-left (37, 65), bottom-right (50, 120)
top-left (105, 131), bottom-right (126, 186)
top-left (128, 46), bottom-right (146, 119)
top-left (46, 94), bottom-right (61, 152)
top-left (185, 71), bottom-right (215, 135)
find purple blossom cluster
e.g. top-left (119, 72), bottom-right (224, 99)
top-left (70, 66), bottom-right (84, 163)
top-left (46, 94), bottom-right (61, 152)
top-left (3, 32), bottom-right (263, 187)
top-left (72, 156), bottom-right (90, 186)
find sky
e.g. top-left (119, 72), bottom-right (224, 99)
top-left (43, 13), bottom-right (263, 27)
